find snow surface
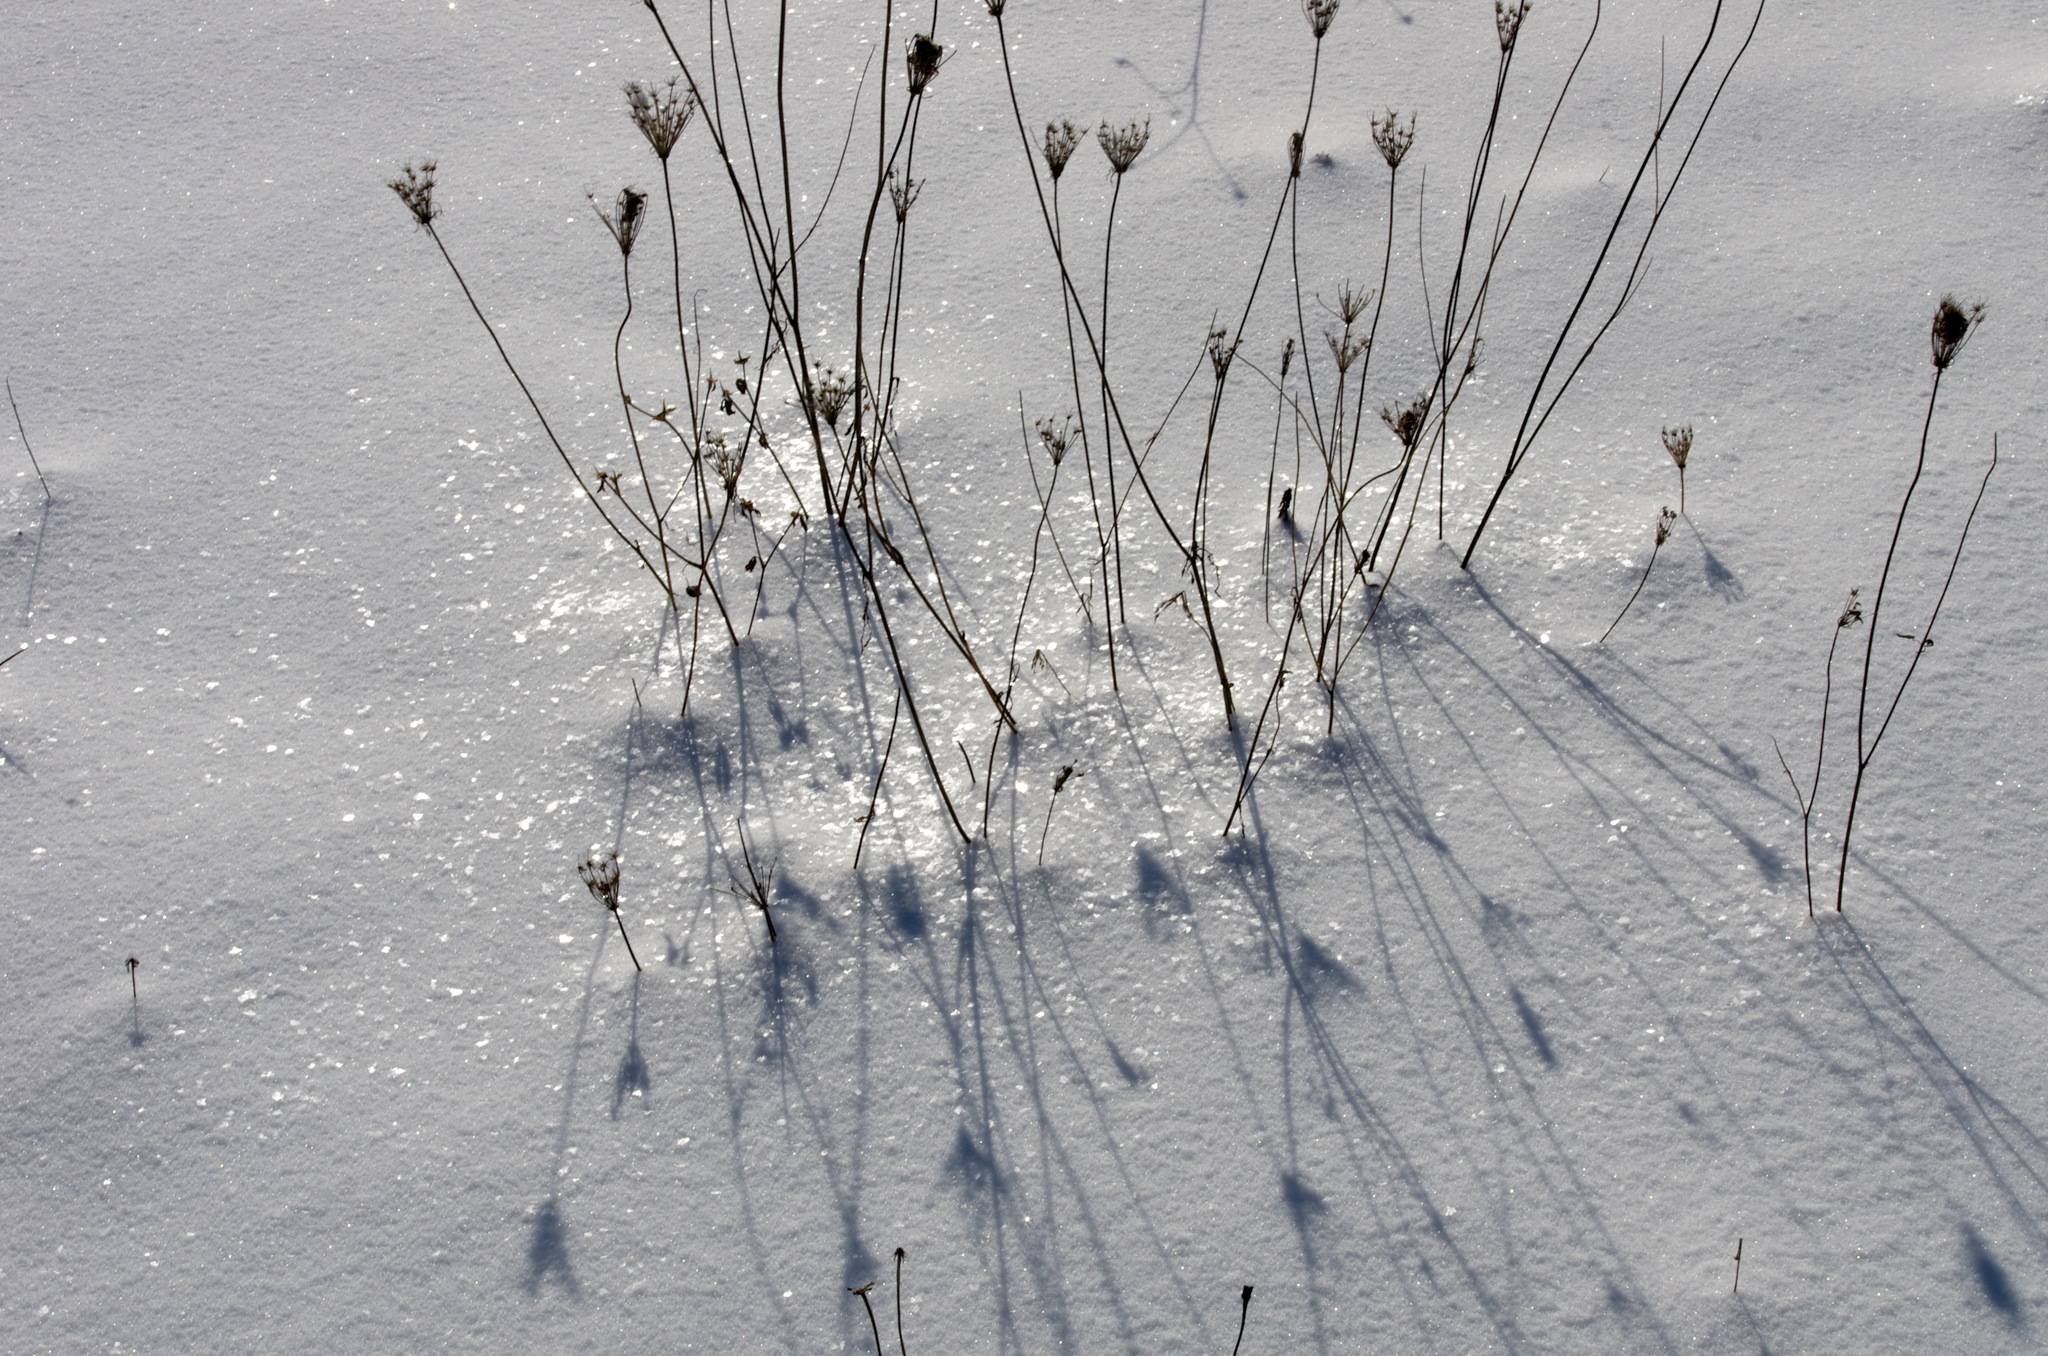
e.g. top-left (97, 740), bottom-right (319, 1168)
top-left (4, 1), bottom-right (2047, 1352)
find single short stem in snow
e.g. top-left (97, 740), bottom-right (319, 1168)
top-left (1232, 1284), bottom-right (1254, 1356)
top-left (1598, 507), bottom-right (1676, 646)
top-left (6, 378), bottom-right (52, 503)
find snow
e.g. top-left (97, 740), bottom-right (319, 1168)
top-left (3, 0), bottom-right (2046, 1352)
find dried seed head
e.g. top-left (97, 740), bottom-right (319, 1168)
top-left (1035, 416), bottom-right (1074, 467)
top-left (887, 170), bottom-right (922, 223)
top-left (1326, 329), bottom-right (1369, 374)
top-left (1043, 119), bottom-right (1082, 180)
top-left (710, 437), bottom-right (742, 499)
top-left (579, 850), bottom-right (622, 912)
top-left (1334, 280), bottom-right (1371, 326)
top-left (983, 0), bottom-right (1006, 14)
top-left (811, 365), bottom-right (852, 430)
top-left (625, 77), bottom-right (696, 160)
top-left (1496, 0), bottom-right (1531, 50)
top-left (1837, 587), bottom-right (1863, 629)
top-left (1288, 130), bottom-right (1305, 179)
top-left (1052, 763), bottom-right (1077, 794)
top-left (1207, 326), bottom-right (1236, 379)
top-left (1381, 392), bottom-right (1431, 449)
top-left (594, 186), bottom-right (649, 258)
top-left (1661, 424), bottom-right (1693, 469)
top-left (1371, 108), bottom-right (1415, 170)
top-left (388, 160), bottom-right (439, 228)
top-left (906, 33), bottom-right (945, 95)
top-left (1654, 506), bottom-right (1677, 547)
top-left (1929, 294), bottom-right (1985, 370)
top-left (1098, 118), bottom-right (1151, 175)
top-left (1302, 0), bottom-right (1340, 38)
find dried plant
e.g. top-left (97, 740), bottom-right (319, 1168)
top-left (725, 821), bottom-right (778, 944)
top-left (905, 33), bottom-right (944, 95)
top-left (1371, 109), bottom-right (1415, 171)
top-left (1930, 294), bottom-right (1984, 371)
top-left (811, 365), bottom-right (852, 430)
top-left (1662, 423), bottom-right (1693, 513)
top-left (624, 77), bottom-right (696, 160)
top-left (1037, 763), bottom-right (1080, 866)
top-left (1495, 0), bottom-right (1531, 50)
top-left (1598, 507), bottom-right (1677, 645)
top-left (387, 160), bottom-right (438, 227)
top-left (579, 849), bottom-right (641, 971)
top-left (1042, 119), bottom-right (1081, 180)
top-left (1302, 0), bottom-right (1340, 39)
top-left (593, 187), bottom-right (649, 258)
top-left (887, 171), bottom-right (922, 223)
top-left (1097, 118), bottom-right (1151, 175)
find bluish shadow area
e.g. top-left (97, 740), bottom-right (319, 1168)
top-left (524, 1198), bottom-right (579, 1297)
top-left (1510, 985), bottom-right (1557, 1068)
top-left (1962, 1224), bottom-right (2022, 1324)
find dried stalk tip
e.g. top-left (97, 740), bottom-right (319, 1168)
top-left (1654, 506), bottom-right (1677, 547)
top-left (1929, 295), bottom-right (1985, 370)
top-left (1661, 424), bottom-right (1693, 469)
top-left (625, 77), bottom-right (696, 160)
top-left (1496, 0), bottom-right (1531, 50)
top-left (1836, 587), bottom-right (1863, 629)
top-left (1288, 130), bottom-right (1305, 179)
top-left (888, 170), bottom-right (922, 223)
top-left (1371, 109), bottom-right (1415, 171)
top-left (1035, 416), bottom-right (1074, 467)
top-left (1381, 393), bottom-right (1430, 450)
top-left (811, 365), bottom-right (852, 430)
top-left (983, 0), bottom-right (1006, 15)
top-left (906, 33), bottom-right (945, 95)
top-left (1302, 0), bottom-right (1340, 39)
top-left (579, 850), bottom-right (622, 912)
top-left (1044, 119), bottom-right (1082, 180)
top-left (388, 160), bottom-right (439, 227)
top-left (1098, 118), bottom-right (1151, 175)
top-left (1325, 328), bottom-right (1368, 374)
top-left (594, 186), bottom-right (649, 258)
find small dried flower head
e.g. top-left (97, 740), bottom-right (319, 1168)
top-left (887, 170), bottom-right (922, 223)
top-left (1288, 130), bottom-right (1304, 179)
top-left (1929, 295), bottom-right (1985, 370)
top-left (1654, 505), bottom-right (1677, 547)
top-left (594, 186), bottom-right (649, 258)
top-left (1661, 424), bottom-right (1693, 469)
top-left (1302, 0), bottom-right (1340, 38)
top-left (1035, 416), bottom-right (1074, 467)
top-left (711, 441), bottom-right (743, 499)
top-left (1052, 763), bottom-right (1078, 794)
top-left (625, 77), bottom-right (696, 160)
top-left (579, 849), bottom-right (622, 912)
top-left (1381, 392), bottom-right (1431, 449)
top-left (388, 160), bottom-right (439, 227)
top-left (1496, 0), bottom-right (1530, 50)
top-left (1371, 109), bottom-right (1415, 170)
top-left (1279, 336), bottom-right (1296, 379)
top-left (983, 0), bottom-right (1006, 14)
top-left (906, 33), bottom-right (945, 95)
top-left (1837, 587), bottom-right (1863, 629)
top-left (811, 365), bottom-right (852, 429)
top-left (1098, 118), bottom-right (1151, 175)
top-left (1043, 119), bottom-right (1082, 180)
top-left (1207, 326), bottom-right (1236, 379)
top-left (1333, 280), bottom-right (1371, 326)
top-left (1326, 328), bottom-right (1369, 374)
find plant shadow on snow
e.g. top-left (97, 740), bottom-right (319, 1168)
top-left (609, 973), bottom-right (650, 1119)
top-left (1959, 1224), bottom-right (2024, 1325)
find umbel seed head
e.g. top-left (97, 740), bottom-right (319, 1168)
top-left (1381, 393), bottom-right (1431, 450)
top-left (595, 187), bottom-right (649, 258)
top-left (579, 850), bottom-right (622, 912)
top-left (1496, 0), bottom-right (1531, 51)
top-left (1372, 109), bottom-right (1415, 171)
top-left (1043, 119), bottom-right (1082, 180)
top-left (625, 77), bottom-right (696, 160)
top-left (388, 160), bottom-right (439, 227)
top-left (1661, 424), bottom-right (1693, 469)
top-left (1098, 118), bottom-right (1151, 175)
top-left (906, 33), bottom-right (944, 94)
top-left (983, 0), bottom-right (1006, 14)
top-left (1929, 294), bottom-right (1985, 370)
top-left (1302, 0), bottom-right (1340, 39)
